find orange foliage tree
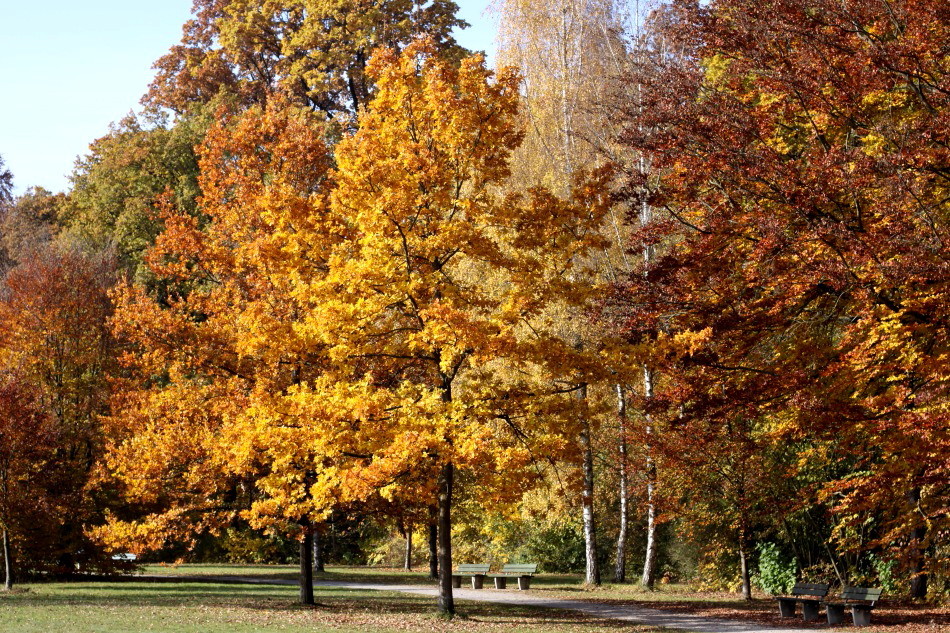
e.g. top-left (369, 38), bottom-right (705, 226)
top-left (106, 40), bottom-right (615, 615)
top-left (102, 101), bottom-right (340, 604)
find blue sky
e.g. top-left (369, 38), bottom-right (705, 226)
top-left (0, 1), bottom-right (496, 196)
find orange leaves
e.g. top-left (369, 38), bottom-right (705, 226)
top-left (105, 39), bottom-right (620, 567)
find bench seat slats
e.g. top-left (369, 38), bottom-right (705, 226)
top-left (455, 564), bottom-right (490, 574)
top-left (787, 582), bottom-right (829, 598)
top-left (836, 586), bottom-right (882, 603)
top-left (497, 564), bottom-right (538, 575)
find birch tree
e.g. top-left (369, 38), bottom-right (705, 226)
top-left (494, 0), bottom-right (634, 585)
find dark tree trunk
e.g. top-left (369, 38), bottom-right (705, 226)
top-left (739, 530), bottom-right (752, 601)
top-left (437, 462), bottom-right (455, 616)
top-left (404, 526), bottom-right (413, 570)
top-left (614, 384), bottom-right (628, 583)
top-left (299, 531), bottom-right (314, 605)
top-left (908, 488), bottom-right (928, 599)
top-left (428, 506), bottom-right (438, 579)
top-left (3, 528), bottom-right (12, 591)
top-left (313, 529), bottom-right (324, 573)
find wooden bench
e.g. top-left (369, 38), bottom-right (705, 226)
top-left (775, 582), bottom-right (829, 621)
top-left (491, 563), bottom-right (538, 590)
top-left (452, 564), bottom-right (490, 589)
top-left (824, 586), bottom-right (882, 627)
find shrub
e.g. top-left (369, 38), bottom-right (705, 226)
top-left (754, 542), bottom-right (796, 595)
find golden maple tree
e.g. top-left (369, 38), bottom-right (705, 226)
top-left (295, 40), bottom-right (614, 615)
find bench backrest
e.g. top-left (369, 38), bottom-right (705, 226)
top-left (841, 586), bottom-right (882, 603)
top-left (456, 564), bottom-right (490, 574)
top-left (791, 582), bottom-right (830, 597)
top-left (501, 563), bottom-right (538, 575)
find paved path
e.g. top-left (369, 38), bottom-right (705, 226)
top-left (168, 575), bottom-right (819, 633)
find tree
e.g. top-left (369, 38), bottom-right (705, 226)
top-left (0, 187), bottom-right (64, 268)
top-left (0, 155), bottom-right (12, 205)
top-left (145, 0), bottom-right (469, 119)
top-left (0, 247), bottom-right (116, 576)
top-left (616, 0), bottom-right (950, 598)
top-left (494, 0), bottom-right (632, 587)
top-left (306, 40), bottom-right (614, 615)
top-left (58, 112), bottom-right (205, 280)
top-left (0, 371), bottom-right (58, 590)
top-left (102, 100), bottom-right (339, 605)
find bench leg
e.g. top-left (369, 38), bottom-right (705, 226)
top-left (494, 576), bottom-right (507, 589)
top-left (777, 599), bottom-right (797, 618)
top-left (852, 606), bottom-right (872, 627)
top-left (471, 575), bottom-right (484, 590)
top-left (826, 603), bottom-right (845, 625)
top-left (452, 575), bottom-right (461, 589)
top-left (518, 575), bottom-right (531, 590)
top-left (802, 600), bottom-right (820, 622)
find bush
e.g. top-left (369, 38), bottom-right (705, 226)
top-left (520, 521), bottom-right (585, 573)
top-left (754, 542), bottom-right (796, 595)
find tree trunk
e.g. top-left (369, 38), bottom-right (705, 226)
top-left (428, 505), bottom-right (438, 579)
top-left (614, 383), bottom-right (629, 583)
top-left (299, 531), bottom-right (314, 605)
top-left (579, 382), bottom-right (600, 586)
top-left (437, 462), bottom-right (455, 616)
top-left (404, 525), bottom-right (413, 571)
top-left (908, 488), bottom-right (928, 599)
top-left (640, 366), bottom-right (658, 589)
top-left (3, 528), bottom-right (11, 591)
top-left (739, 532), bottom-right (752, 600)
top-left (313, 529), bottom-right (324, 573)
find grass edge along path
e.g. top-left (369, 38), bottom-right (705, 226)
top-left (153, 573), bottom-right (820, 633)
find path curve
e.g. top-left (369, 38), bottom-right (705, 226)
top-left (164, 575), bottom-right (820, 633)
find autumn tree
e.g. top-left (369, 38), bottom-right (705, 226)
top-left (0, 247), bottom-right (116, 576)
top-left (616, 0), bottom-right (950, 598)
top-left (102, 100), bottom-right (341, 604)
top-left (146, 0), bottom-right (469, 119)
top-left (306, 40), bottom-right (613, 616)
top-left (0, 372), bottom-right (58, 590)
top-left (0, 187), bottom-right (64, 268)
top-left (494, 0), bottom-right (641, 586)
top-left (58, 112), bottom-right (206, 280)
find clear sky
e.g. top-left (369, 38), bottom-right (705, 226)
top-left (0, 0), bottom-right (496, 196)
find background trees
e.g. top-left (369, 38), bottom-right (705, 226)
top-left (2, 0), bottom-right (948, 607)
top-left (146, 0), bottom-right (469, 119)
top-left (0, 247), bottom-right (117, 579)
top-left (616, 0), bottom-right (950, 598)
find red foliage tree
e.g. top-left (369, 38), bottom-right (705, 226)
top-left (615, 0), bottom-right (950, 597)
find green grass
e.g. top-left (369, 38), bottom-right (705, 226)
top-left (142, 563), bottom-right (437, 585)
top-left (0, 579), bottom-right (674, 633)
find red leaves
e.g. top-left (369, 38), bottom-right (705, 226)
top-left (615, 0), bottom-right (950, 581)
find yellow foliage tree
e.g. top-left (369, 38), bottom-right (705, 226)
top-left (297, 40), bottom-right (614, 615)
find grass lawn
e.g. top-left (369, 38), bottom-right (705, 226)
top-left (0, 579), bottom-right (672, 633)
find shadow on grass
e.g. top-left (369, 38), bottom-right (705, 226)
top-left (0, 581), bottom-right (640, 630)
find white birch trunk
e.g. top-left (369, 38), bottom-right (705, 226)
top-left (614, 383), bottom-right (629, 582)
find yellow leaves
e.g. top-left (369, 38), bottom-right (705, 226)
top-left (106, 38), bottom-right (624, 557)
top-left (702, 53), bottom-right (734, 89)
